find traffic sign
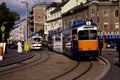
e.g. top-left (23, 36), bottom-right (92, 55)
top-left (1, 26), bottom-right (5, 31)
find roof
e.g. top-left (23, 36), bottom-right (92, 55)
top-left (46, 2), bottom-right (60, 9)
top-left (51, 0), bottom-right (69, 13)
top-left (62, 2), bottom-right (89, 17)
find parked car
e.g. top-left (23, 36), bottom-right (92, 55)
top-left (106, 43), bottom-right (117, 48)
top-left (8, 41), bottom-right (18, 49)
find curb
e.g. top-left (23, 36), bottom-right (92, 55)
top-left (0, 53), bottom-right (35, 67)
top-left (95, 56), bottom-right (111, 80)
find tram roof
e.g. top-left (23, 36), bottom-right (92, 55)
top-left (71, 20), bottom-right (97, 29)
top-left (28, 33), bottom-right (42, 37)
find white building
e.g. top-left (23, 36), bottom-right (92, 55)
top-left (45, 2), bottom-right (62, 40)
top-left (9, 18), bottom-right (27, 41)
top-left (45, 0), bottom-right (87, 40)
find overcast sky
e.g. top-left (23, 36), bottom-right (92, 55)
top-left (0, 0), bottom-right (61, 19)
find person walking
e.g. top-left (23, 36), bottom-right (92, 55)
top-left (98, 39), bottom-right (103, 55)
top-left (17, 40), bottom-right (23, 54)
top-left (116, 40), bottom-right (120, 63)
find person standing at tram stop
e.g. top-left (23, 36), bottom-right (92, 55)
top-left (116, 40), bottom-right (120, 63)
top-left (98, 39), bottom-right (103, 55)
top-left (17, 40), bottom-right (23, 54)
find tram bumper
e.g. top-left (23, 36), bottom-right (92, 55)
top-left (78, 51), bottom-right (98, 57)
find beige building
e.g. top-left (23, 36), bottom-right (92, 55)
top-left (29, 2), bottom-right (51, 35)
top-left (62, 0), bottom-right (120, 36)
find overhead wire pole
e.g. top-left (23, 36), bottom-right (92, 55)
top-left (20, 1), bottom-right (30, 52)
top-left (118, 0), bottom-right (120, 34)
top-left (21, 1), bottom-right (29, 44)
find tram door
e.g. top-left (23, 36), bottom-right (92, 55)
top-left (71, 29), bottom-right (78, 57)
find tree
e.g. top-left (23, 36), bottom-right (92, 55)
top-left (0, 2), bottom-right (20, 42)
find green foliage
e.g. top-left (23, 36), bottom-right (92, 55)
top-left (0, 2), bottom-right (20, 42)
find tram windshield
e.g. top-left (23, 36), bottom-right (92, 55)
top-left (33, 38), bottom-right (41, 42)
top-left (78, 30), bottom-right (97, 40)
top-left (55, 37), bottom-right (61, 41)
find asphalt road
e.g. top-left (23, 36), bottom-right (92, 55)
top-left (101, 50), bottom-right (120, 80)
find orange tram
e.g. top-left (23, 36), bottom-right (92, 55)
top-left (47, 20), bottom-right (99, 59)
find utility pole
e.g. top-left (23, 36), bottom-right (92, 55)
top-left (118, 0), bottom-right (120, 33)
top-left (21, 1), bottom-right (29, 44)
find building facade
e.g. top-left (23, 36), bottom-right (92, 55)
top-left (9, 18), bottom-right (26, 41)
top-left (29, 2), bottom-right (51, 35)
top-left (62, 0), bottom-right (120, 36)
top-left (44, 0), bottom-right (120, 47)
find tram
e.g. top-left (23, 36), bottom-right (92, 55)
top-left (64, 20), bottom-right (98, 58)
top-left (30, 33), bottom-right (43, 50)
top-left (48, 20), bottom-right (99, 59)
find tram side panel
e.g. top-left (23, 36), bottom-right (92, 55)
top-left (53, 33), bottom-right (63, 53)
top-left (47, 35), bottom-right (54, 51)
top-left (62, 29), bottom-right (73, 57)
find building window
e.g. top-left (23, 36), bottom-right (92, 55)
top-left (103, 23), bottom-right (108, 31)
top-left (115, 23), bottom-right (119, 29)
top-left (91, 9), bottom-right (95, 17)
top-left (103, 9), bottom-right (108, 17)
top-left (115, 10), bottom-right (119, 17)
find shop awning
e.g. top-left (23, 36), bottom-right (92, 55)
top-left (98, 35), bottom-right (120, 39)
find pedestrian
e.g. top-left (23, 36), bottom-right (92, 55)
top-left (98, 39), bottom-right (103, 55)
top-left (116, 40), bottom-right (120, 63)
top-left (17, 40), bottom-right (23, 54)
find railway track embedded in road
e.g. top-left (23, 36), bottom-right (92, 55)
top-left (50, 56), bottom-right (109, 80)
top-left (0, 50), bottom-right (51, 76)
top-left (50, 61), bottom-right (93, 80)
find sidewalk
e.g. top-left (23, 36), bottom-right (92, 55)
top-left (0, 49), bottom-right (34, 67)
top-left (103, 48), bottom-right (116, 52)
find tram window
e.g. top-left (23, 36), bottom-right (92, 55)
top-left (78, 30), bottom-right (97, 40)
top-left (33, 38), bottom-right (41, 41)
top-left (89, 30), bottom-right (97, 40)
top-left (78, 31), bottom-right (88, 40)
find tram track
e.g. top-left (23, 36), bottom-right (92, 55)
top-left (51, 61), bottom-right (80, 80)
top-left (0, 50), bottom-right (51, 76)
top-left (50, 56), bottom-right (109, 80)
top-left (73, 61), bottom-right (93, 80)
top-left (50, 61), bottom-right (92, 80)
top-left (0, 49), bottom-right (109, 80)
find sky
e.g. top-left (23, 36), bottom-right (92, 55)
top-left (0, 0), bottom-right (61, 19)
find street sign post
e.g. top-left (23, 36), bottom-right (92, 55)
top-left (1, 26), bottom-right (5, 32)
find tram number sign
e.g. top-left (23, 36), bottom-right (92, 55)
top-left (1, 26), bottom-right (5, 31)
